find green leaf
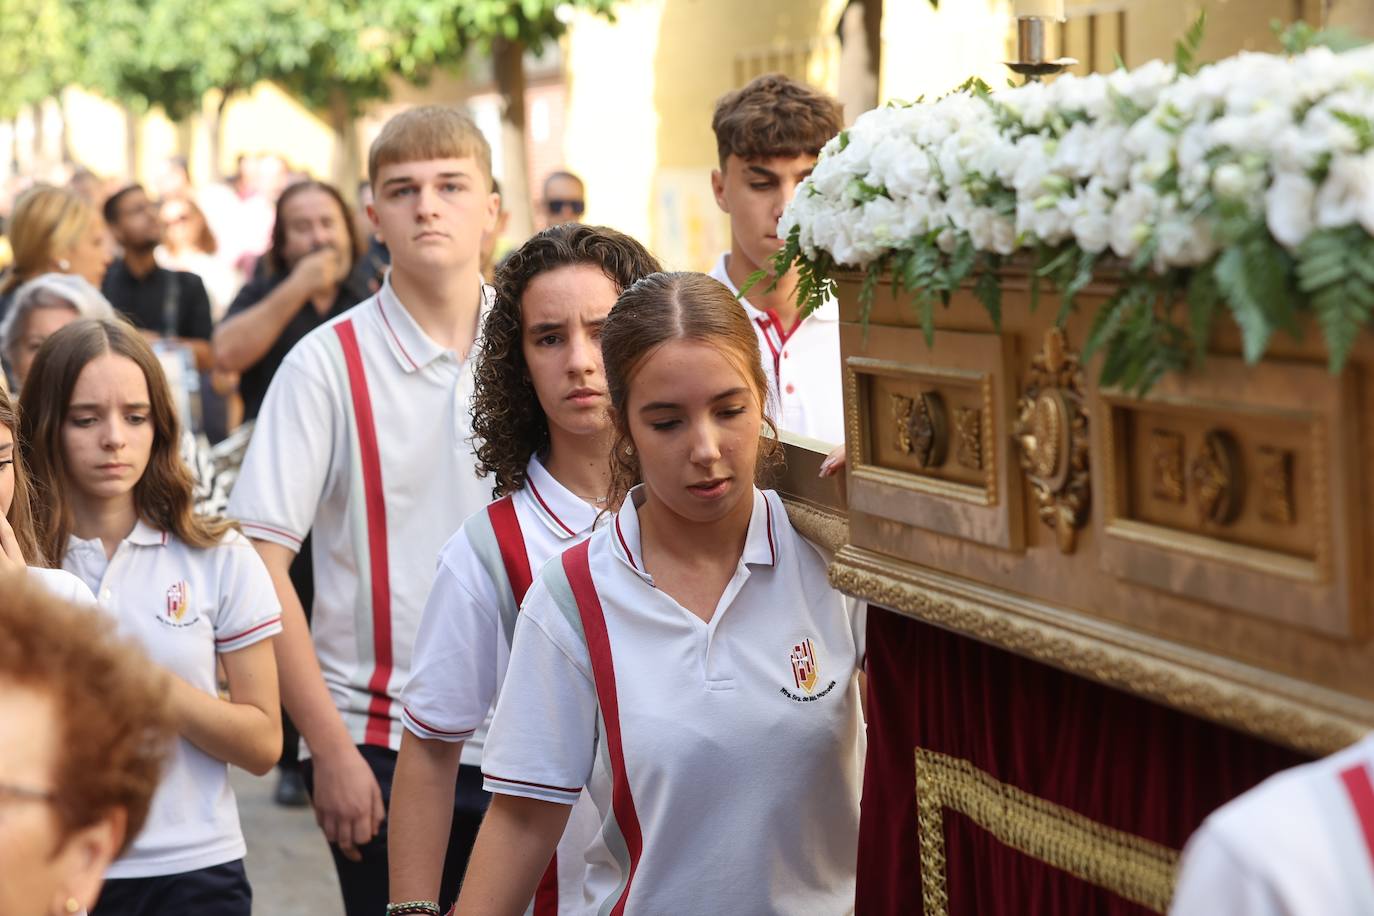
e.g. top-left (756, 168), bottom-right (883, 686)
top-left (1186, 266), bottom-right (1221, 365)
top-left (1314, 274), bottom-right (1374, 372)
top-left (1334, 111), bottom-right (1374, 152)
top-left (1055, 247), bottom-right (1098, 326)
top-left (974, 260), bottom-right (1003, 332)
top-left (1175, 9), bottom-right (1207, 77)
top-left (738, 268), bottom-right (769, 301)
top-left (1276, 19), bottom-right (1369, 54)
top-left (1083, 285), bottom-right (1133, 364)
top-left (1215, 245), bottom-right (1274, 362)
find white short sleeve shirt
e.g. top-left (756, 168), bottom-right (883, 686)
top-left (1171, 733), bottom-right (1374, 916)
top-left (482, 487), bottom-right (865, 915)
top-left (228, 278), bottom-right (494, 752)
top-left (402, 456), bottom-right (604, 914)
top-left (63, 522), bottom-right (282, 878)
top-left (709, 253), bottom-right (845, 446)
top-left (27, 566), bottom-right (96, 605)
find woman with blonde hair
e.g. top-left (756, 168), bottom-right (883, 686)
top-left (0, 185), bottom-right (113, 315)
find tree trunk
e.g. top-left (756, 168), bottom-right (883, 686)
top-left (208, 92), bottom-right (231, 182)
top-left (864, 0), bottom-right (884, 99)
top-left (328, 87), bottom-right (362, 193)
top-left (57, 93), bottom-right (74, 164)
top-left (30, 102), bottom-right (45, 173)
top-left (122, 103), bottom-right (140, 181)
top-left (175, 115), bottom-right (194, 159)
top-left (493, 36), bottom-right (533, 241)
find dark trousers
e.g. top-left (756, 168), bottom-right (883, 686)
top-left (301, 745), bottom-right (490, 916)
top-left (93, 859), bottom-right (250, 916)
top-left (280, 539), bottom-right (314, 770)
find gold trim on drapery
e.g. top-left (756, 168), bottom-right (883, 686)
top-left (914, 748), bottom-right (1180, 915)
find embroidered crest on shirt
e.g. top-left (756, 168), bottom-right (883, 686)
top-left (781, 637), bottom-right (837, 703)
top-left (158, 580), bottom-right (199, 628)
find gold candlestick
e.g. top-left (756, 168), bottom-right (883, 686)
top-left (1006, 15), bottom-right (1076, 82)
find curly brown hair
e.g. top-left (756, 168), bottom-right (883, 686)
top-left (472, 224), bottom-right (662, 498)
top-left (712, 73), bottom-right (843, 167)
top-left (0, 568), bottom-right (173, 855)
top-left (19, 318), bottom-right (237, 565)
top-left (600, 272), bottom-right (783, 511)
top-left (0, 385), bottom-right (45, 566)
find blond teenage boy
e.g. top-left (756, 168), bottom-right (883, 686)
top-left (709, 74), bottom-right (846, 447)
top-left (227, 106), bottom-right (499, 916)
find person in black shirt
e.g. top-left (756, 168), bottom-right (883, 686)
top-left (101, 185), bottom-right (214, 372)
top-left (212, 179), bottom-right (367, 810)
top-left (214, 180), bottom-right (368, 422)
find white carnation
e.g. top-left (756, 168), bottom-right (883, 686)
top-left (1265, 171), bottom-right (1316, 249)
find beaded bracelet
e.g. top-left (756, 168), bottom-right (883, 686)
top-left (385, 902), bottom-right (441, 916)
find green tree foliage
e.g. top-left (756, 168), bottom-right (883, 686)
top-left (0, 0), bottom-right (77, 119)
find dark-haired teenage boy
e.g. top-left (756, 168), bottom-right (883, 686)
top-left (709, 73), bottom-right (846, 448)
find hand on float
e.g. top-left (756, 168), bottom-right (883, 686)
top-left (818, 444), bottom-right (847, 478)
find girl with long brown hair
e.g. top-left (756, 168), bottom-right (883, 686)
top-left (387, 224), bottom-right (661, 916)
top-left (19, 318), bottom-right (283, 915)
top-left (456, 272), bottom-right (866, 915)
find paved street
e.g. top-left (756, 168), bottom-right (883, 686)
top-left (231, 768), bottom-right (344, 915)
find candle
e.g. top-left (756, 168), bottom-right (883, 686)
top-left (1014, 0), bottom-right (1065, 19)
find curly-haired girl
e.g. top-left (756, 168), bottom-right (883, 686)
top-left (388, 224), bottom-right (661, 915)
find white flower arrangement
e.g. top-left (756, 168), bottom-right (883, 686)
top-left (771, 35), bottom-right (1374, 390)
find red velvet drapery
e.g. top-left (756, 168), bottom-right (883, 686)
top-left (856, 607), bottom-right (1311, 915)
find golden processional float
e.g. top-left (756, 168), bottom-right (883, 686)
top-left (774, 10), bottom-right (1374, 915)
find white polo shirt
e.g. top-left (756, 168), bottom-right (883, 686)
top-left (27, 566), bottom-right (96, 605)
top-left (1171, 732), bottom-right (1374, 916)
top-left (228, 277), bottom-right (493, 753)
top-left (709, 253), bottom-right (845, 445)
top-left (403, 455), bottom-right (604, 915)
top-left (63, 522), bottom-right (282, 879)
top-left (482, 487), bottom-right (865, 916)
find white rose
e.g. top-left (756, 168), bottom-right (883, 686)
top-left (1066, 181), bottom-right (1113, 253)
top-left (1264, 171), bottom-right (1316, 249)
top-left (1211, 163), bottom-right (1249, 200)
top-left (1109, 187), bottom-right (1159, 259)
top-left (1315, 152), bottom-right (1374, 229)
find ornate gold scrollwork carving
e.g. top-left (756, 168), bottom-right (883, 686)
top-left (891, 394), bottom-right (915, 454)
top-left (1149, 430), bottom-right (1186, 504)
top-left (1191, 430), bottom-right (1243, 526)
top-left (891, 390), bottom-right (948, 469)
top-left (1258, 446), bottom-right (1294, 525)
top-left (1014, 328), bottom-right (1090, 553)
top-left (955, 407), bottom-right (984, 471)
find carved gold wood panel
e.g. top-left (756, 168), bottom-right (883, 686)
top-left (841, 324), bottom-right (1023, 552)
top-left (827, 270), bottom-right (1374, 750)
top-left (1093, 356), bottom-right (1363, 639)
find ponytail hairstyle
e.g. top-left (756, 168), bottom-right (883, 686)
top-left (0, 385), bottom-right (45, 566)
top-left (598, 271), bottom-right (781, 510)
top-left (19, 318), bottom-right (235, 564)
top-left (472, 223), bottom-right (662, 497)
